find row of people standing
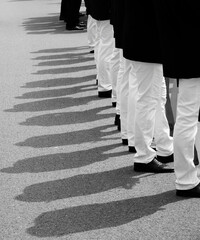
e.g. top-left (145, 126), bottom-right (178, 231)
top-left (86, 0), bottom-right (200, 198)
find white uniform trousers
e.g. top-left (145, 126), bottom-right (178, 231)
top-left (109, 47), bottom-right (121, 104)
top-left (127, 60), bottom-right (138, 147)
top-left (120, 58), bottom-right (132, 140)
top-left (87, 15), bottom-right (97, 51)
top-left (95, 20), bottom-right (114, 92)
top-left (88, 16), bottom-right (99, 81)
top-left (174, 78), bottom-right (200, 190)
top-left (116, 50), bottom-right (124, 115)
top-left (132, 61), bottom-right (173, 163)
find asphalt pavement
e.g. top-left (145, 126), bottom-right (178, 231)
top-left (0, 0), bottom-right (200, 239)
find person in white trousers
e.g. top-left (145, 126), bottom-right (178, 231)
top-left (109, 47), bottom-right (121, 107)
top-left (122, 0), bottom-right (174, 173)
top-left (86, 0), bottom-right (114, 98)
top-left (153, 0), bottom-right (200, 196)
top-left (87, 15), bottom-right (97, 53)
top-left (95, 20), bottom-right (114, 96)
top-left (132, 62), bottom-right (173, 165)
top-left (174, 80), bottom-right (200, 193)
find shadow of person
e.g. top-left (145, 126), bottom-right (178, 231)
top-left (4, 95), bottom-right (98, 113)
top-left (32, 52), bottom-right (92, 61)
top-left (21, 75), bottom-right (96, 89)
top-left (33, 64), bottom-right (95, 75)
top-left (34, 56), bottom-right (94, 67)
top-left (31, 46), bottom-right (89, 54)
top-left (20, 106), bottom-right (113, 127)
top-left (26, 190), bottom-right (180, 237)
top-left (15, 166), bottom-right (142, 202)
top-left (15, 124), bottom-right (117, 148)
top-left (0, 143), bottom-right (127, 174)
top-left (22, 15), bottom-right (87, 35)
top-left (16, 83), bottom-right (95, 100)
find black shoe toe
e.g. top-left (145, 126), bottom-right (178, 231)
top-left (98, 90), bottom-right (112, 98)
top-left (122, 139), bottom-right (128, 145)
top-left (176, 183), bottom-right (200, 198)
top-left (66, 25), bottom-right (84, 30)
top-left (129, 146), bottom-right (136, 153)
top-left (134, 158), bottom-right (174, 173)
top-left (157, 154), bottom-right (174, 163)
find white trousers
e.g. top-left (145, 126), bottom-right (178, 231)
top-left (127, 60), bottom-right (138, 147)
top-left (174, 78), bottom-right (200, 190)
top-left (109, 48), bottom-right (121, 104)
top-left (120, 58), bottom-right (131, 139)
top-left (132, 61), bottom-right (173, 163)
top-left (94, 20), bottom-right (114, 92)
top-left (87, 15), bottom-right (97, 51)
top-left (116, 50), bottom-right (124, 115)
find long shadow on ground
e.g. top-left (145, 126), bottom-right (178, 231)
top-left (15, 124), bottom-right (118, 148)
top-left (26, 189), bottom-right (180, 237)
top-left (15, 166), bottom-right (138, 202)
top-left (0, 143), bottom-right (126, 173)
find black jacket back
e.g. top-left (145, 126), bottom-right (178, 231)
top-left (87, 0), bottom-right (111, 20)
top-left (122, 0), bottom-right (162, 64)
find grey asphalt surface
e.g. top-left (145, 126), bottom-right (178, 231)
top-left (0, 0), bottom-right (200, 239)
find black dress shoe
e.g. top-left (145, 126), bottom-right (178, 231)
top-left (157, 154), bottom-right (174, 163)
top-left (176, 183), bottom-right (200, 198)
top-left (129, 146), bottom-right (136, 153)
top-left (194, 145), bottom-right (199, 165)
top-left (90, 50), bottom-right (94, 54)
top-left (134, 158), bottom-right (174, 173)
top-left (98, 90), bottom-right (112, 98)
top-left (112, 102), bottom-right (116, 108)
top-left (122, 139), bottom-right (128, 145)
top-left (117, 119), bottom-right (121, 131)
top-left (78, 21), bottom-right (86, 27)
top-left (114, 114), bottom-right (120, 126)
top-left (66, 25), bottom-right (84, 30)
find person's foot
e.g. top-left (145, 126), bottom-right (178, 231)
top-left (112, 102), bottom-right (116, 108)
top-left (78, 21), bottom-right (86, 27)
top-left (157, 154), bottom-right (174, 163)
top-left (117, 118), bottom-right (121, 131)
top-left (66, 25), bottom-right (84, 31)
top-left (114, 114), bottom-right (120, 126)
top-left (134, 158), bottom-right (174, 173)
top-left (122, 139), bottom-right (128, 145)
top-left (98, 90), bottom-right (112, 98)
top-left (129, 146), bottom-right (137, 153)
top-left (176, 183), bottom-right (200, 198)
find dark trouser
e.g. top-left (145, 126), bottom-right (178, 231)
top-left (60, 0), bottom-right (82, 27)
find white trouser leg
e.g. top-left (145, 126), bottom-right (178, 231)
top-left (109, 48), bottom-right (121, 103)
top-left (120, 58), bottom-right (131, 140)
top-left (89, 17), bottom-right (99, 80)
top-left (154, 77), bottom-right (173, 156)
top-left (116, 50), bottom-right (123, 115)
top-left (127, 60), bottom-right (138, 147)
top-left (174, 78), bottom-right (200, 190)
top-left (96, 20), bottom-right (114, 92)
top-left (134, 62), bottom-right (163, 163)
top-left (87, 15), bottom-right (97, 51)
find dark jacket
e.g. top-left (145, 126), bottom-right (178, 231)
top-left (110, 0), bottom-right (125, 49)
top-left (87, 0), bottom-right (111, 21)
top-left (122, 0), bottom-right (162, 64)
top-left (153, 0), bottom-right (200, 78)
